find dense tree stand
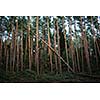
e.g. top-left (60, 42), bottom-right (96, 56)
top-left (0, 16), bottom-right (100, 82)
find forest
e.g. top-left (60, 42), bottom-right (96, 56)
top-left (0, 16), bottom-right (100, 82)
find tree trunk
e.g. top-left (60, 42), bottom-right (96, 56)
top-left (54, 19), bottom-right (58, 73)
top-left (0, 38), bottom-right (2, 63)
top-left (16, 20), bottom-right (19, 72)
top-left (47, 16), bottom-right (53, 73)
top-left (69, 16), bottom-right (75, 72)
top-left (62, 16), bottom-right (69, 72)
top-left (35, 16), bottom-right (39, 75)
top-left (27, 16), bottom-right (31, 70)
top-left (10, 21), bottom-right (15, 72)
top-left (40, 24), bottom-right (45, 74)
top-left (20, 27), bottom-right (23, 71)
top-left (80, 16), bottom-right (91, 74)
top-left (91, 16), bottom-right (98, 69)
top-left (74, 19), bottom-right (80, 72)
top-left (56, 19), bottom-right (62, 74)
top-left (6, 49), bottom-right (9, 72)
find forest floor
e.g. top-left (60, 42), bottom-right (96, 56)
top-left (0, 68), bottom-right (100, 83)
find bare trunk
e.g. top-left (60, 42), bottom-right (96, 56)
top-left (21, 28), bottom-right (23, 71)
top-left (54, 21), bottom-right (58, 73)
top-left (16, 20), bottom-right (19, 72)
top-left (62, 16), bottom-right (69, 72)
top-left (80, 17), bottom-right (84, 73)
top-left (12, 20), bottom-right (17, 72)
top-left (6, 49), bottom-right (9, 72)
top-left (56, 19), bottom-right (62, 74)
top-left (37, 35), bottom-right (74, 72)
top-left (91, 16), bottom-right (98, 69)
top-left (69, 17), bottom-right (75, 72)
top-left (47, 16), bottom-right (53, 73)
top-left (10, 21), bottom-right (15, 72)
top-left (27, 16), bottom-right (31, 70)
top-left (74, 19), bottom-right (80, 72)
top-left (40, 24), bottom-right (45, 74)
top-left (80, 16), bottom-right (91, 74)
top-left (10, 41), bottom-right (12, 72)
top-left (35, 16), bottom-right (39, 75)
top-left (0, 38), bottom-right (2, 63)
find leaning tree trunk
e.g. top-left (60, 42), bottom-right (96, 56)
top-left (47, 16), bottom-right (53, 73)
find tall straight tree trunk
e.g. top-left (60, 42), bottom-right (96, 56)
top-left (27, 16), bottom-right (31, 70)
top-left (80, 17), bottom-right (84, 72)
top-left (74, 19), bottom-right (80, 72)
top-left (56, 19), bottom-right (62, 74)
top-left (31, 36), bottom-right (33, 67)
top-left (96, 17), bottom-right (100, 56)
top-left (12, 31), bottom-right (16, 72)
top-left (91, 16), bottom-right (98, 69)
top-left (69, 16), bottom-right (75, 72)
top-left (40, 24), bottom-right (45, 74)
top-left (0, 37), bottom-right (2, 63)
top-left (10, 21), bottom-right (14, 72)
top-left (47, 16), bottom-right (53, 73)
top-left (62, 16), bottom-right (69, 72)
top-left (10, 38), bottom-right (12, 72)
top-left (20, 26), bottom-right (23, 71)
top-left (25, 33), bottom-right (28, 63)
top-left (6, 48), bottom-right (9, 72)
top-left (12, 20), bottom-right (17, 72)
top-left (54, 19), bottom-right (58, 73)
top-left (35, 16), bottom-right (39, 75)
top-left (80, 16), bottom-right (91, 74)
top-left (4, 38), bottom-right (7, 65)
top-left (16, 20), bottom-right (19, 72)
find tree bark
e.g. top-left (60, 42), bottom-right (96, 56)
top-left (35, 16), bottom-right (39, 75)
top-left (62, 16), bottom-right (69, 72)
top-left (54, 19), bottom-right (58, 73)
top-left (27, 16), bottom-right (31, 70)
top-left (56, 19), bottom-right (62, 74)
top-left (47, 16), bottom-right (53, 73)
